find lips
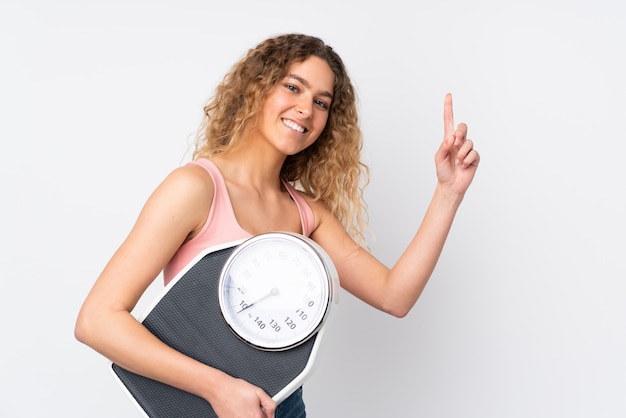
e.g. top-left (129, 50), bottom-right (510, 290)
top-left (282, 118), bottom-right (307, 133)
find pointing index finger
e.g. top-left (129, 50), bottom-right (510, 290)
top-left (443, 93), bottom-right (455, 143)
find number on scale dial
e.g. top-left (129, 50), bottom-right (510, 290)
top-left (218, 232), bottom-right (337, 351)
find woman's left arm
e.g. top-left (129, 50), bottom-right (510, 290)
top-left (312, 93), bottom-right (479, 317)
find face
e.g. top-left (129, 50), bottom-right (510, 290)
top-left (256, 56), bottom-right (334, 156)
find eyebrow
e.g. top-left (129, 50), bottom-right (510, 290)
top-left (287, 73), bottom-right (334, 99)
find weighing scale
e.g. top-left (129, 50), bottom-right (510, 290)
top-left (111, 232), bottom-right (339, 417)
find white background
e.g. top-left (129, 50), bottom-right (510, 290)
top-left (1, 0), bottom-right (625, 417)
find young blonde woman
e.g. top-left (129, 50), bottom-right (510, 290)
top-left (75, 33), bottom-right (480, 418)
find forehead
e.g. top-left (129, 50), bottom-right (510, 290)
top-left (286, 56), bottom-right (334, 95)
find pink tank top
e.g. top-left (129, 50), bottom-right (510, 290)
top-left (162, 158), bottom-right (315, 285)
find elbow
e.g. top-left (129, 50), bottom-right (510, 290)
top-left (74, 311), bottom-right (90, 344)
top-left (388, 307), bottom-right (410, 319)
top-left (380, 289), bottom-right (425, 318)
top-left (379, 302), bottom-right (411, 319)
top-left (74, 306), bottom-right (99, 346)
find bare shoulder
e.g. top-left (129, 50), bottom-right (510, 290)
top-left (140, 163), bottom-right (216, 240)
top-left (304, 197), bottom-right (360, 254)
top-left (152, 163), bottom-right (214, 209)
top-left (162, 163), bottom-right (215, 194)
top-left (298, 194), bottom-right (333, 232)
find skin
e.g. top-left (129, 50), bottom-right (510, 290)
top-left (75, 55), bottom-right (479, 417)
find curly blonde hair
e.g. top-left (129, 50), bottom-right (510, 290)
top-left (193, 33), bottom-right (369, 243)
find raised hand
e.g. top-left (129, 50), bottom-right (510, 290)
top-left (434, 93), bottom-right (480, 196)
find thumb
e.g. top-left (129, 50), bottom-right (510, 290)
top-left (435, 132), bottom-right (455, 165)
top-left (258, 389), bottom-right (276, 417)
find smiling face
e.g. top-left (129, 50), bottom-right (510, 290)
top-left (255, 55), bottom-right (335, 156)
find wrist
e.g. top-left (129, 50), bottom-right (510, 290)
top-left (433, 184), bottom-right (465, 209)
top-left (187, 364), bottom-right (230, 404)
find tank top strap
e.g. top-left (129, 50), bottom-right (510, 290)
top-left (192, 158), bottom-right (315, 237)
top-left (188, 158), bottom-right (242, 231)
top-left (281, 179), bottom-right (315, 237)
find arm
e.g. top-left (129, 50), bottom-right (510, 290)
top-left (312, 93), bottom-right (479, 317)
top-left (74, 165), bottom-right (275, 417)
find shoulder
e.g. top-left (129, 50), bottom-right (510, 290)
top-left (154, 164), bottom-right (214, 203)
top-left (144, 162), bottom-right (216, 233)
top-left (301, 196), bottom-right (335, 234)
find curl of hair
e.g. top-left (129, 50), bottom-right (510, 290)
top-left (194, 33), bottom-right (369, 244)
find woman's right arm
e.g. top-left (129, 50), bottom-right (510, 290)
top-left (74, 165), bottom-right (275, 417)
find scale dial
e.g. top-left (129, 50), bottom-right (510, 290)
top-left (218, 232), bottom-right (338, 351)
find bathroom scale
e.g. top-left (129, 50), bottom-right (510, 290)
top-left (111, 232), bottom-right (339, 417)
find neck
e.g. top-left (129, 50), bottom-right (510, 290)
top-left (212, 145), bottom-right (286, 192)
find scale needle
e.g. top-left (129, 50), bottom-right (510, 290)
top-left (237, 287), bottom-right (280, 313)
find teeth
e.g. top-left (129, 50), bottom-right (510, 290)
top-left (283, 119), bottom-right (305, 133)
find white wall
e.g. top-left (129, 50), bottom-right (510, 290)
top-left (1, 1), bottom-right (624, 417)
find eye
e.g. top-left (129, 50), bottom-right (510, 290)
top-left (285, 84), bottom-right (299, 93)
top-left (314, 99), bottom-right (329, 110)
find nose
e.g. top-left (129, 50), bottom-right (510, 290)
top-left (295, 97), bottom-right (313, 117)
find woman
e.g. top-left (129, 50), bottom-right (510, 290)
top-left (75, 33), bottom-right (479, 417)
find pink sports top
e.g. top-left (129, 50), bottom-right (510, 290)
top-left (162, 158), bottom-right (315, 285)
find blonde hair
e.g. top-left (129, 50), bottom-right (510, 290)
top-left (193, 33), bottom-right (369, 243)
